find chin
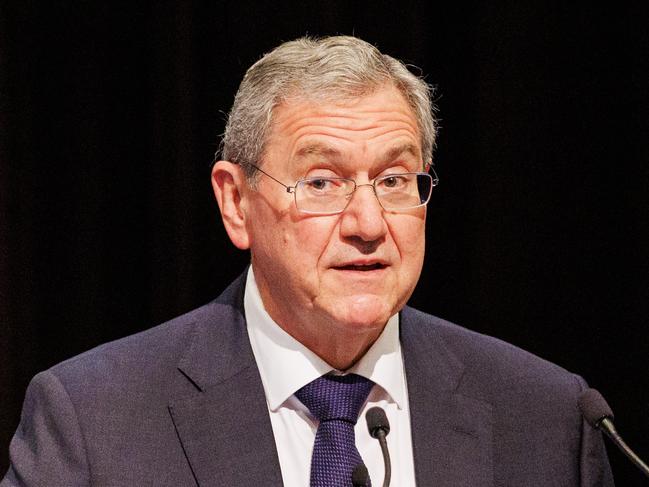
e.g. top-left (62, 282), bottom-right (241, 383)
top-left (329, 294), bottom-right (394, 332)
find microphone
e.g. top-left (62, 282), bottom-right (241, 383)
top-left (578, 388), bottom-right (649, 478)
top-left (366, 406), bottom-right (392, 487)
top-left (352, 463), bottom-right (370, 486)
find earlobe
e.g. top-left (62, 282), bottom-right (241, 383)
top-left (211, 161), bottom-right (251, 249)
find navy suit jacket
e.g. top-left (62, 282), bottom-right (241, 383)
top-left (2, 273), bottom-right (613, 485)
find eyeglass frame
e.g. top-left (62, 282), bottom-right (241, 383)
top-left (238, 161), bottom-right (439, 215)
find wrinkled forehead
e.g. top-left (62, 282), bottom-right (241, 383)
top-left (263, 84), bottom-right (422, 156)
top-left (284, 143), bottom-right (423, 176)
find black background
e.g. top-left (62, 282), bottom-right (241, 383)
top-left (1, 1), bottom-right (648, 484)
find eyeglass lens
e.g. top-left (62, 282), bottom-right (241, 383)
top-left (295, 173), bottom-right (433, 213)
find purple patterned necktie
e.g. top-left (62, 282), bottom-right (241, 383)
top-left (295, 373), bottom-right (374, 486)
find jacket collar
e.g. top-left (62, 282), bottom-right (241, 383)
top-left (401, 306), bottom-right (494, 486)
top-left (168, 271), bottom-right (284, 486)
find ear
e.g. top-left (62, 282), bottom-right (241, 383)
top-left (211, 161), bottom-right (250, 250)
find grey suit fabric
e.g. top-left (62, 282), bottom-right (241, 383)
top-left (2, 272), bottom-right (614, 486)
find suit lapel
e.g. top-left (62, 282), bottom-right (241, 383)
top-left (166, 276), bottom-right (494, 485)
top-left (168, 274), bottom-right (283, 486)
top-left (401, 307), bottom-right (494, 486)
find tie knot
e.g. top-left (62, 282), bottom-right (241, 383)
top-left (295, 374), bottom-right (374, 423)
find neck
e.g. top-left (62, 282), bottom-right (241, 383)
top-left (295, 326), bottom-right (383, 371)
top-left (265, 302), bottom-right (386, 370)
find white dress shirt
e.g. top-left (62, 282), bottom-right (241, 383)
top-left (244, 268), bottom-right (417, 486)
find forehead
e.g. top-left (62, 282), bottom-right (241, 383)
top-left (264, 86), bottom-right (422, 163)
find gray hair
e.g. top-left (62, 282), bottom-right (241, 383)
top-left (219, 35), bottom-right (437, 184)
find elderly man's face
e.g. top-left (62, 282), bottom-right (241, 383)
top-left (228, 86), bottom-right (427, 357)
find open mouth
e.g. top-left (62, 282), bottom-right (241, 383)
top-left (335, 263), bottom-right (387, 271)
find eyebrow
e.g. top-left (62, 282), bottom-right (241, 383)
top-left (294, 143), bottom-right (343, 161)
top-left (293, 143), bottom-right (420, 164)
top-left (379, 144), bottom-right (420, 164)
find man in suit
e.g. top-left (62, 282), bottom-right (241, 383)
top-left (3, 36), bottom-right (613, 486)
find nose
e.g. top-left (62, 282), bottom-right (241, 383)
top-left (339, 184), bottom-right (387, 242)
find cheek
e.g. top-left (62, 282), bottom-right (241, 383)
top-left (270, 220), bottom-right (339, 302)
top-left (284, 217), bottom-right (339, 264)
top-left (390, 216), bottom-right (426, 267)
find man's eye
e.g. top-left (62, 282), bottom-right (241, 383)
top-left (380, 175), bottom-right (407, 189)
top-left (307, 179), bottom-right (332, 191)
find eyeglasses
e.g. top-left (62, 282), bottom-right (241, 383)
top-left (242, 162), bottom-right (439, 215)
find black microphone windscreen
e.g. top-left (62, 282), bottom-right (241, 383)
top-left (351, 463), bottom-right (369, 486)
top-left (578, 388), bottom-right (614, 428)
top-left (366, 406), bottom-right (390, 438)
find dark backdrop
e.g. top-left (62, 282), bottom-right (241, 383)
top-left (1, 1), bottom-right (647, 483)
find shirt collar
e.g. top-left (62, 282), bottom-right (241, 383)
top-left (244, 267), bottom-right (406, 411)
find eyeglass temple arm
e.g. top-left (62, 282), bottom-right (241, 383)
top-left (426, 163), bottom-right (440, 186)
top-left (240, 162), bottom-right (296, 193)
